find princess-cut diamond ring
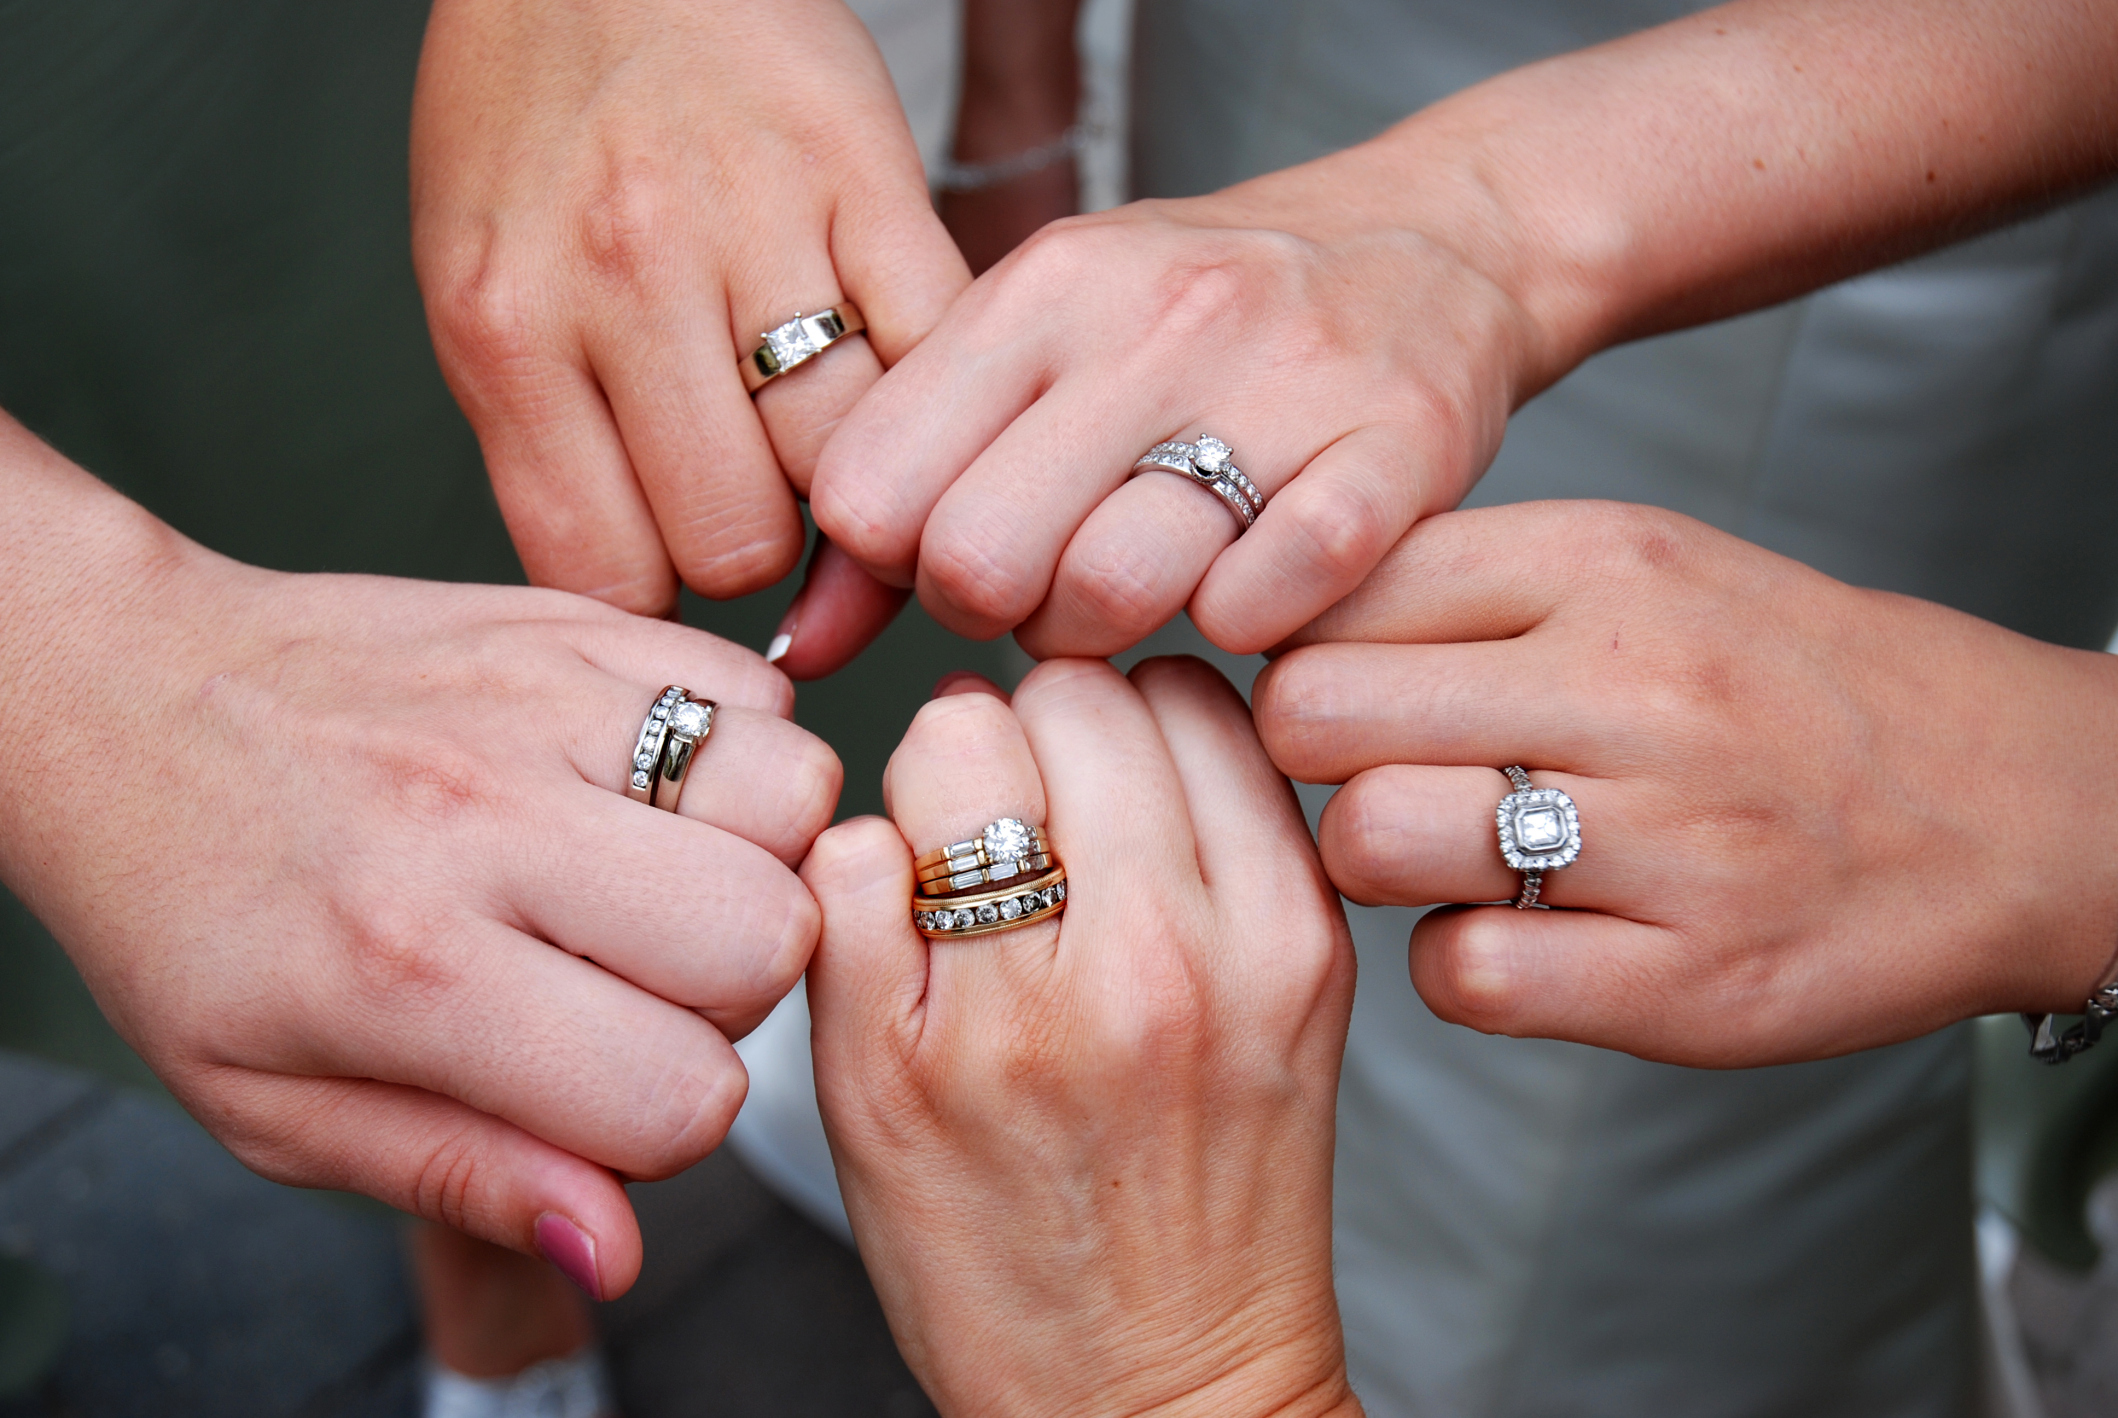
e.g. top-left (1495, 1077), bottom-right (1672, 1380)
top-left (1131, 435), bottom-right (1266, 532)
top-left (625, 686), bottom-right (718, 813)
top-left (1495, 765), bottom-right (1581, 909)
top-left (739, 304), bottom-right (867, 394)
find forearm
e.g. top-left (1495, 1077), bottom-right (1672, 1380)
top-left (954, 0), bottom-right (1081, 160)
top-left (1290, 0), bottom-right (2118, 392)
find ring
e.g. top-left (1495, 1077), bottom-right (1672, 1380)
top-left (625, 687), bottom-right (717, 813)
top-left (739, 304), bottom-right (866, 394)
top-left (1496, 765), bottom-right (1580, 909)
top-left (913, 817), bottom-right (1054, 895)
top-left (915, 866), bottom-right (1068, 939)
top-left (1131, 435), bottom-right (1265, 532)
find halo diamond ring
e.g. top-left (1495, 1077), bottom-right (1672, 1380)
top-left (1496, 765), bottom-right (1581, 909)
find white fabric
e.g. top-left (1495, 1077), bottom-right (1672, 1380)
top-left (422, 1349), bottom-right (615, 1418)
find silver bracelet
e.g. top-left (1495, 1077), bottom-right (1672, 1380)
top-left (2023, 981), bottom-right (2118, 1064)
top-left (932, 124), bottom-right (1086, 193)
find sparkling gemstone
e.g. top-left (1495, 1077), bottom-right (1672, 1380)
top-left (914, 912), bottom-right (929, 929)
top-left (998, 898), bottom-right (1021, 920)
top-left (668, 700), bottom-right (711, 738)
top-left (951, 870), bottom-right (984, 890)
top-left (952, 909), bottom-right (976, 930)
top-left (1193, 436), bottom-right (1232, 472)
top-left (976, 903), bottom-right (1000, 924)
top-left (984, 818), bottom-right (1034, 863)
top-left (1053, 881), bottom-right (1066, 902)
top-left (1018, 895), bottom-right (1040, 915)
top-left (1515, 804), bottom-right (1567, 853)
top-left (765, 316), bottom-right (819, 369)
top-left (1039, 888), bottom-right (1056, 908)
top-left (989, 859), bottom-right (1017, 880)
top-left (631, 771), bottom-right (650, 789)
top-left (651, 705), bottom-right (668, 719)
top-left (635, 752), bottom-right (655, 770)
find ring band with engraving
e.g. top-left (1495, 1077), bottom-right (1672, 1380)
top-left (1131, 436), bottom-right (1265, 532)
top-left (913, 817), bottom-right (1053, 895)
top-left (1496, 765), bottom-right (1581, 909)
top-left (625, 687), bottom-right (717, 813)
top-left (915, 866), bottom-right (1068, 939)
top-left (739, 304), bottom-right (867, 394)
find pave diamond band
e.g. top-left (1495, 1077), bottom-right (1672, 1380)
top-left (625, 686), bottom-right (717, 812)
top-left (914, 867), bottom-right (1068, 939)
top-left (1132, 435), bottom-right (1266, 532)
top-left (1496, 766), bottom-right (1581, 909)
top-left (739, 304), bottom-right (867, 394)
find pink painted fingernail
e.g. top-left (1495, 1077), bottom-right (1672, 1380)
top-left (534, 1212), bottom-right (603, 1300)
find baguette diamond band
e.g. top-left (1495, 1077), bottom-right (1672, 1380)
top-left (1497, 765), bottom-right (1581, 909)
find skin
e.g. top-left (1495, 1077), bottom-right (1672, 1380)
top-left (1253, 502), bottom-right (2118, 1067)
top-left (808, 0), bottom-right (2118, 662)
top-left (0, 411), bottom-right (842, 1298)
top-left (410, 0), bottom-right (968, 672)
top-left (804, 661), bottom-right (1359, 1418)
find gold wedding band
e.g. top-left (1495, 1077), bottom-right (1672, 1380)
top-left (914, 866), bottom-right (1068, 939)
top-left (739, 304), bottom-right (866, 394)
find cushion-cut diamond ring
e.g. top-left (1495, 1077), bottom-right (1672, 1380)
top-left (1131, 435), bottom-right (1266, 532)
top-left (625, 686), bottom-right (717, 813)
top-left (739, 304), bottom-right (866, 394)
top-left (1495, 766), bottom-right (1581, 909)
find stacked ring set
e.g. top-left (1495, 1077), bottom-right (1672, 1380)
top-left (910, 817), bottom-right (1067, 940)
top-left (625, 686), bottom-right (718, 815)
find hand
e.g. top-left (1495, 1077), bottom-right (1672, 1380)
top-left (812, 144), bottom-right (1537, 661)
top-left (0, 420), bottom-right (842, 1297)
top-left (411, 0), bottom-right (970, 671)
top-left (1253, 501), bottom-right (2118, 1067)
top-left (802, 661), bottom-right (1359, 1418)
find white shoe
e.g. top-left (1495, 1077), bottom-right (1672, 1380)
top-left (423, 1348), bottom-right (617, 1418)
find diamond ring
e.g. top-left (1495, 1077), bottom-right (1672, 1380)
top-left (914, 867), bottom-right (1068, 939)
top-left (1131, 435), bottom-right (1266, 532)
top-left (625, 687), bottom-right (717, 813)
top-left (913, 817), bottom-right (1054, 896)
top-left (739, 304), bottom-right (866, 394)
top-left (1496, 766), bottom-right (1580, 909)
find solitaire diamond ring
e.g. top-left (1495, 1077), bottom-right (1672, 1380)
top-left (1132, 435), bottom-right (1266, 532)
top-left (739, 304), bottom-right (866, 394)
top-left (1496, 766), bottom-right (1581, 909)
top-left (626, 686), bottom-right (717, 813)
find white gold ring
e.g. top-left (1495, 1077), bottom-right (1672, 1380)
top-left (740, 304), bottom-right (866, 394)
top-left (1131, 435), bottom-right (1265, 532)
top-left (1496, 765), bottom-right (1580, 909)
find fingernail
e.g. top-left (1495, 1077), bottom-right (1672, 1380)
top-left (765, 630), bottom-right (793, 664)
top-left (534, 1212), bottom-right (603, 1300)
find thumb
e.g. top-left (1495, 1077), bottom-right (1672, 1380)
top-left (800, 816), bottom-right (928, 1110)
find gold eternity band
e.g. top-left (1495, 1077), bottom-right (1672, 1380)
top-left (913, 866), bottom-right (1067, 940)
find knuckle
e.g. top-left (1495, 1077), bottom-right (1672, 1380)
top-left (921, 532), bottom-right (1035, 627)
top-left (1067, 536), bottom-right (1180, 637)
top-left (339, 900), bottom-right (467, 1009)
top-left (1248, 652), bottom-right (1344, 772)
top-left (1318, 781), bottom-right (1403, 898)
top-left (432, 258), bottom-right (549, 388)
top-left (632, 1052), bottom-right (746, 1176)
top-left (1277, 472), bottom-right (1396, 588)
top-left (1417, 912), bottom-right (1523, 1032)
top-left (577, 154), bottom-right (678, 288)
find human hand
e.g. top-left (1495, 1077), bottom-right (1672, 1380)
top-left (802, 661), bottom-right (1358, 1418)
top-left (411, 0), bottom-right (970, 672)
top-left (811, 133), bottom-right (1547, 663)
top-left (0, 426), bottom-right (841, 1297)
top-left (1253, 501), bottom-right (2118, 1067)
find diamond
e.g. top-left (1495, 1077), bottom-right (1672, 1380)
top-left (951, 870), bottom-right (984, 890)
top-left (651, 705), bottom-right (668, 719)
top-left (915, 912), bottom-right (931, 929)
top-left (635, 752), bottom-right (655, 770)
top-left (998, 898), bottom-right (1021, 920)
top-left (1515, 804), bottom-right (1567, 853)
top-left (976, 903), bottom-right (1000, 924)
top-left (632, 770), bottom-right (650, 789)
top-left (952, 909), bottom-right (976, 930)
top-left (1018, 895), bottom-right (1040, 915)
top-left (983, 818), bottom-right (1033, 864)
top-left (764, 315), bottom-right (819, 369)
top-left (1193, 436), bottom-right (1232, 472)
top-left (1038, 888), bottom-right (1056, 908)
top-left (1053, 881), bottom-right (1066, 902)
top-left (668, 700), bottom-right (712, 739)
top-left (989, 859), bottom-right (1018, 880)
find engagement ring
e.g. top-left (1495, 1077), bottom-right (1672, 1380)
top-left (1496, 765), bottom-right (1580, 909)
top-left (1131, 435), bottom-right (1265, 532)
top-left (740, 304), bottom-right (866, 394)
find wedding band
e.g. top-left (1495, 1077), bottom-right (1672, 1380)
top-left (913, 817), bottom-right (1054, 894)
top-left (915, 866), bottom-right (1068, 939)
top-left (739, 304), bottom-right (866, 393)
top-left (625, 687), bottom-right (716, 812)
top-left (1131, 435), bottom-right (1265, 532)
top-left (1496, 765), bottom-right (1581, 909)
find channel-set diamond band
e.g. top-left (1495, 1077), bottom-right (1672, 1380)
top-left (1496, 765), bottom-right (1581, 909)
top-left (1131, 436), bottom-right (1266, 532)
top-left (915, 867), bottom-right (1068, 939)
top-left (739, 304), bottom-right (867, 394)
top-left (913, 817), bottom-right (1054, 894)
top-left (625, 686), bottom-right (717, 813)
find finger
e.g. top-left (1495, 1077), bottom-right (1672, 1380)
top-left (1193, 424), bottom-right (1439, 655)
top-left (802, 816), bottom-right (930, 1106)
top-left (1409, 906), bottom-right (1755, 1065)
top-left (447, 351), bottom-right (682, 618)
top-left (582, 300), bottom-right (806, 600)
top-left (768, 536), bottom-right (913, 682)
top-left (557, 610), bottom-right (796, 719)
top-left (1013, 469), bottom-right (1233, 659)
top-left (746, 318), bottom-right (882, 497)
top-left (280, 921), bottom-right (749, 1183)
top-left (831, 176), bottom-right (972, 369)
top-left (1252, 640), bottom-right (1604, 786)
top-left (1322, 764), bottom-right (1589, 908)
top-left (1126, 656), bottom-right (1329, 927)
top-left (206, 1072), bottom-right (644, 1300)
top-left (506, 785), bottom-right (820, 1033)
